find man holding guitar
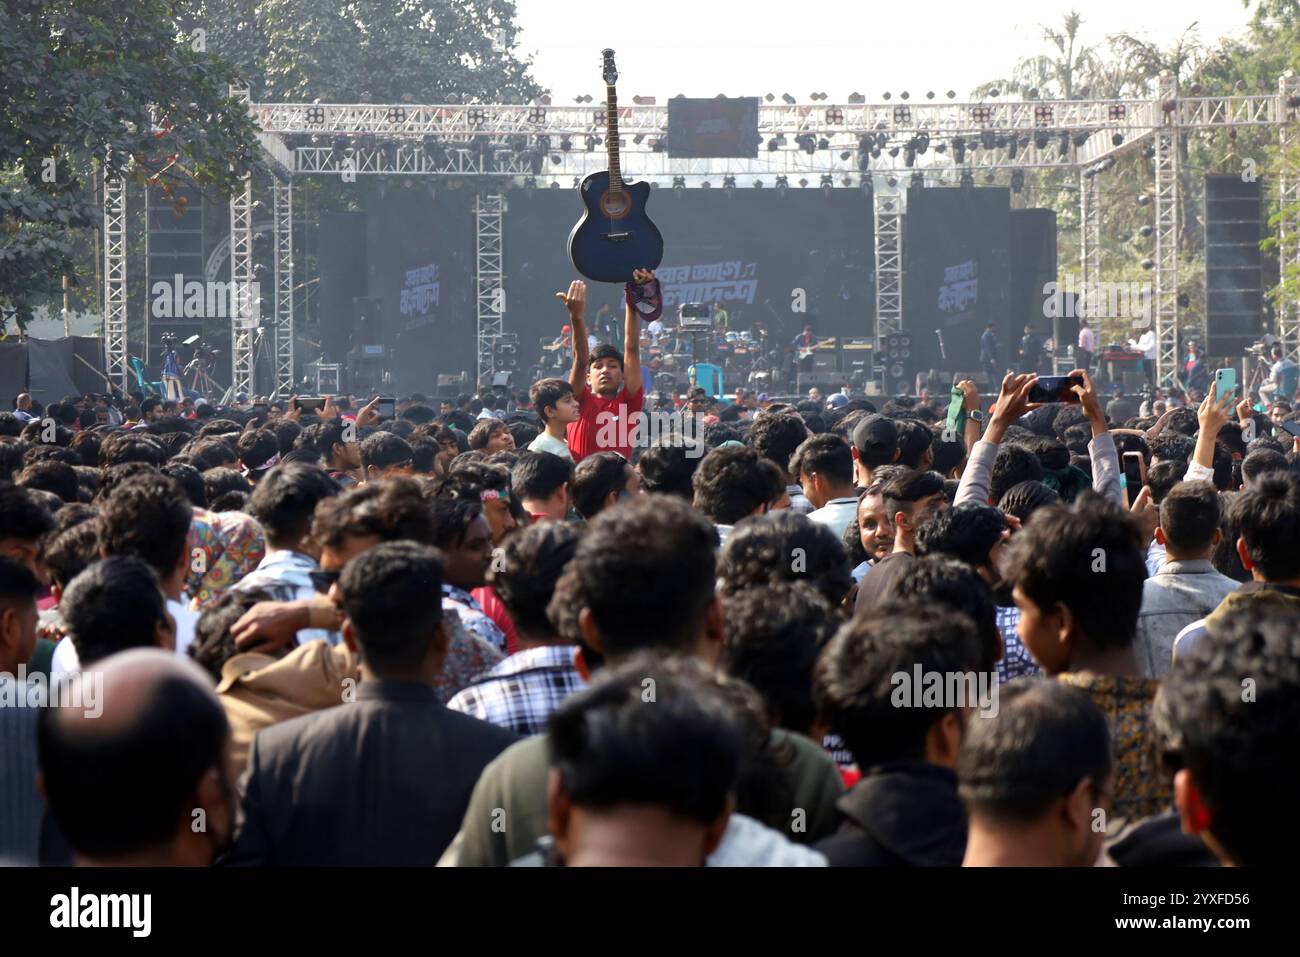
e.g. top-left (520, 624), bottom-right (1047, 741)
top-left (792, 324), bottom-right (818, 375)
top-left (557, 270), bottom-right (655, 462)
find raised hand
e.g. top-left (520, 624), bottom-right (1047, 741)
top-left (556, 279), bottom-right (587, 321)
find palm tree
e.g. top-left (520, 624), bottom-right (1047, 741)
top-left (973, 11), bottom-right (1103, 99)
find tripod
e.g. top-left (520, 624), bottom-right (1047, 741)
top-left (185, 348), bottom-right (220, 398)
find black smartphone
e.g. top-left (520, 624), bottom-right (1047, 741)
top-left (376, 396), bottom-right (397, 419)
top-left (1279, 420), bottom-right (1300, 439)
top-left (1122, 451), bottom-right (1147, 502)
top-left (296, 396), bottom-right (326, 412)
top-left (1027, 374), bottom-right (1083, 404)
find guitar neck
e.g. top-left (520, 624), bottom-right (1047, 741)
top-left (605, 83), bottom-right (622, 194)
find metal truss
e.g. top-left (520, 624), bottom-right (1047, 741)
top-left (272, 179), bottom-right (294, 397)
top-left (475, 193), bottom-right (505, 386)
top-left (1153, 72), bottom-right (1181, 386)
top-left (103, 168), bottom-right (128, 392)
top-left (1278, 72), bottom-right (1300, 364)
top-left (873, 182), bottom-right (903, 340)
top-left (229, 84), bottom-right (257, 398)
top-left (1079, 169), bottom-right (1101, 308)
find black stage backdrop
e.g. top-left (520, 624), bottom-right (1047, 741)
top-left (361, 189), bottom-right (477, 393)
top-left (503, 187), bottom-right (874, 362)
top-left (902, 186), bottom-right (1012, 379)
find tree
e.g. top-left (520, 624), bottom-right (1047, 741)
top-left (186, 0), bottom-right (543, 103)
top-left (974, 11), bottom-right (1103, 100)
top-left (0, 0), bottom-right (264, 328)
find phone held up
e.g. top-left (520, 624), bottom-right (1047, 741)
top-left (1026, 374), bottom-right (1084, 405)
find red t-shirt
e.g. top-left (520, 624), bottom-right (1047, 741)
top-left (566, 385), bottom-right (643, 462)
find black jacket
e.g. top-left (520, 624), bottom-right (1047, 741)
top-left (223, 679), bottom-right (516, 866)
top-left (815, 762), bottom-right (966, 867)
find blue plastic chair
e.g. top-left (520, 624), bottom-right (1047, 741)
top-left (128, 356), bottom-right (164, 397)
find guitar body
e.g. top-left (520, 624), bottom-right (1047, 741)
top-left (567, 171), bottom-right (664, 284)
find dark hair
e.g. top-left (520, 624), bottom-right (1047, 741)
top-left (428, 496), bottom-right (485, 550)
top-left (572, 496), bottom-right (717, 659)
top-left (1003, 494), bottom-right (1146, 650)
top-left (1145, 459), bottom-right (1184, 506)
top-left (511, 450), bottom-right (572, 504)
top-left (547, 653), bottom-right (743, 824)
top-left (235, 428), bottom-right (279, 473)
top-left (359, 431), bottom-right (414, 472)
top-left (488, 521), bottom-right (581, 638)
top-left (188, 586), bottom-right (272, 682)
top-left (692, 446), bottom-right (784, 525)
top-left (467, 418), bottom-right (509, 452)
top-left (958, 679), bottom-right (1112, 825)
top-left (42, 519), bottom-right (101, 590)
top-left (997, 480), bottom-right (1061, 522)
top-left (788, 433), bottom-right (853, 488)
top-left (572, 451), bottom-right (632, 519)
top-left (719, 510), bottom-right (852, 607)
top-left (160, 462), bottom-right (208, 507)
top-left (990, 444), bottom-right (1044, 504)
top-left (62, 556), bottom-right (168, 665)
top-left (747, 413), bottom-right (809, 479)
top-left (891, 556), bottom-right (1000, 671)
top-left (894, 419), bottom-right (933, 469)
top-left (18, 460), bottom-right (79, 503)
top-left (248, 462), bottom-right (340, 548)
top-left (530, 378), bottom-right (574, 422)
top-left (202, 467), bottom-right (251, 504)
top-left (1150, 433), bottom-right (1195, 465)
top-left (184, 436), bottom-right (237, 472)
top-left (881, 468), bottom-right (946, 522)
top-left (1230, 472), bottom-right (1300, 581)
top-left (1211, 492), bottom-right (1250, 582)
top-left (99, 431), bottom-right (165, 469)
top-left (0, 554), bottom-right (40, 612)
top-left (815, 603), bottom-right (984, 767)
top-left (587, 343), bottom-right (624, 370)
top-left (1241, 448), bottom-right (1289, 487)
top-left (400, 404), bottom-right (438, 426)
top-left (916, 503), bottom-right (1005, 572)
top-left (435, 459), bottom-right (510, 500)
top-left (721, 582), bottom-right (836, 737)
top-left (1155, 607), bottom-right (1300, 865)
top-left (1159, 480), bottom-right (1220, 555)
top-left (636, 438), bottom-right (702, 499)
top-left (98, 474), bottom-right (193, 581)
top-left (38, 664), bottom-right (229, 859)
top-left (310, 477), bottom-right (435, 550)
top-left (340, 541), bottom-right (445, 673)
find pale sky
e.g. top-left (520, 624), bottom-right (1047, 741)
top-left (513, 0), bottom-right (1259, 101)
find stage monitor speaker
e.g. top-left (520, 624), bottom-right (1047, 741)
top-left (882, 332), bottom-right (914, 395)
top-left (319, 212), bottom-right (369, 363)
top-left (492, 372), bottom-right (513, 388)
top-left (1204, 175), bottom-right (1265, 356)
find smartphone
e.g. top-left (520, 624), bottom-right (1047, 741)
top-left (1027, 374), bottom-right (1083, 404)
top-left (1279, 420), bottom-right (1300, 439)
top-left (1122, 451), bottom-right (1147, 505)
top-left (1214, 368), bottom-right (1237, 404)
top-left (296, 396), bottom-right (326, 412)
top-left (376, 395), bottom-right (397, 419)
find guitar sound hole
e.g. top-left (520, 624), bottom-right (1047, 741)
top-left (600, 191), bottom-right (630, 220)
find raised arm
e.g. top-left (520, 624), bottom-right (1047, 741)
top-left (624, 269), bottom-right (654, 399)
top-left (1072, 369), bottom-right (1122, 507)
top-left (955, 373), bottom-right (1039, 507)
top-left (1185, 389), bottom-right (1235, 482)
top-left (558, 280), bottom-right (588, 397)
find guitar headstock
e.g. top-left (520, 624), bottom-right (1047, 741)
top-left (601, 49), bottom-right (618, 86)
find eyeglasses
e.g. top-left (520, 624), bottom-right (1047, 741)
top-left (309, 570), bottom-right (341, 594)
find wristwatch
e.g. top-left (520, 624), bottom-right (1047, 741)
top-left (967, 409), bottom-right (986, 424)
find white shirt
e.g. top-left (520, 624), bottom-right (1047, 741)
top-left (1078, 327), bottom-right (1096, 352)
top-left (50, 598), bottom-right (199, 676)
top-left (1130, 330), bottom-right (1157, 359)
top-left (807, 497), bottom-right (860, 540)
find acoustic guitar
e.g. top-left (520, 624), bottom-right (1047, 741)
top-left (566, 49), bottom-right (664, 283)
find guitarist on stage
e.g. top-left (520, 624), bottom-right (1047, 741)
top-left (792, 324), bottom-right (818, 375)
top-left (556, 269), bottom-right (658, 462)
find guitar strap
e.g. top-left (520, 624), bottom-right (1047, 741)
top-left (625, 278), bottom-right (663, 323)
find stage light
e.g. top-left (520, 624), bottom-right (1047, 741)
top-left (910, 171), bottom-right (923, 188)
top-left (1059, 132), bottom-right (1070, 157)
top-left (934, 142), bottom-right (946, 153)
top-left (883, 92), bottom-right (892, 101)
top-left (953, 136), bottom-right (966, 163)
top-left (848, 92), bottom-right (865, 104)
top-left (988, 89), bottom-right (1000, 97)
top-left (1026, 88), bottom-right (1040, 99)
top-left (549, 180), bottom-right (560, 188)
top-left (723, 175), bottom-right (736, 190)
top-left (1073, 131), bottom-right (1090, 147)
top-left (1141, 258), bottom-right (1154, 270)
top-left (1137, 194), bottom-right (1151, 206)
top-left (1177, 293), bottom-right (1190, 308)
top-left (984, 171), bottom-right (995, 183)
top-left (926, 91), bottom-right (935, 100)
top-left (1034, 131), bottom-right (1049, 150)
top-left (782, 93), bottom-right (796, 104)
top-left (701, 180), bottom-right (711, 188)
top-left (1112, 133), bottom-right (1124, 146)
top-left (900, 91), bottom-right (910, 100)
top-left (817, 137), bottom-right (830, 150)
top-left (672, 176), bottom-right (686, 192)
top-left (904, 146), bottom-right (916, 167)
top-left (795, 178), bottom-right (806, 188)
top-left (524, 176), bottom-right (537, 188)
top-left (820, 173), bottom-right (834, 188)
top-left (888, 146), bottom-right (899, 157)
top-left (1008, 138), bottom-right (1018, 159)
top-left (560, 137), bottom-right (571, 152)
top-left (1138, 225), bottom-right (1153, 237)
top-left (1011, 169), bottom-right (1024, 192)
top-left (585, 135), bottom-right (599, 151)
top-left (767, 137), bottom-right (780, 152)
top-left (842, 175), bottom-right (852, 187)
top-left (753, 179), bottom-right (763, 188)
top-left (916, 133), bottom-right (929, 154)
top-left (946, 90), bottom-right (956, 99)
top-left (573, 177), bottom-right (581, 188)
top-left (549, 154), bottom-right (560, 165)
top-left (960, 169), bottom-right (974, 189)
top-left (840, 150), bottom-right (852, 161)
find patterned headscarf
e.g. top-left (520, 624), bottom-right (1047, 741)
top-left (187, 507), bottom-right (267, 610)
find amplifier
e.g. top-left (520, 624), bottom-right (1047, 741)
top-left (678, 318), bottom-right (714, 332)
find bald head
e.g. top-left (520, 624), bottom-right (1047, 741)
top-left (15, 393), bottom-right (32, 410)
top-left (38, 650), bottom-right (232, 865)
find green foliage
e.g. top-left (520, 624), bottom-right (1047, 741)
top-left (0, 0), bottom-right (264, 328)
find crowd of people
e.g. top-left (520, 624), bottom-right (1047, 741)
top-left (1, 272), bottom-right (1298, 868)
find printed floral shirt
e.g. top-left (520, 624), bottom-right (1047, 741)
top-left (1057, 672), bottom-right (1170, 821)
top-left (994, 604), bottom-right (1040, 683)
top-left (443, 585), bottom-right (508, 654)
